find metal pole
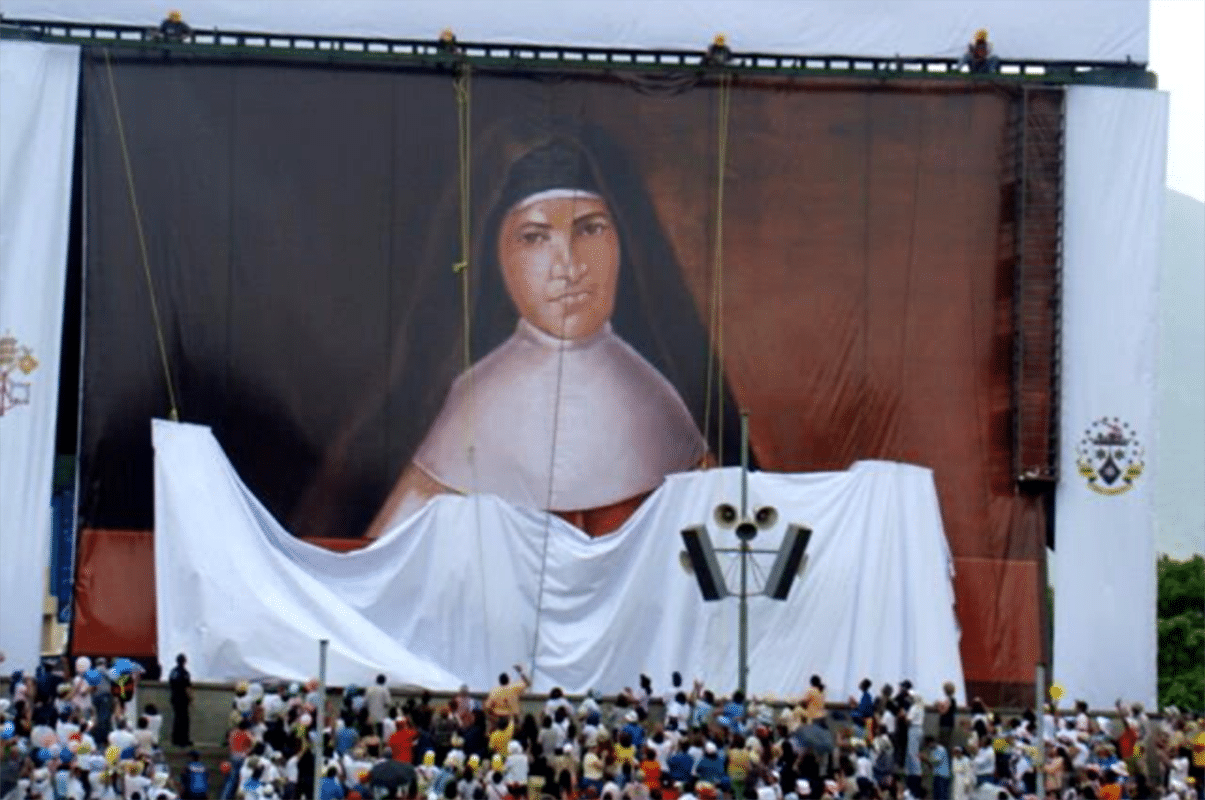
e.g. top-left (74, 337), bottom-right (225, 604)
top-left (312, 639), bottom-right (329, 800)
top-left (739, 540), bottom-right (748, 698)
top-left (1034, 663), bottom-right (1045, 800)
top-left (738, 411), bottom-right (750, 697)
top-left (740, 412), bottom-right (749, 518)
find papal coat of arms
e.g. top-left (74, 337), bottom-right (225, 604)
top-left (1075, 416), bottom-right (1144, 496)
top-left (0, 331), bottom-right (39, 416)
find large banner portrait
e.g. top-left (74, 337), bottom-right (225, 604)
top-left (78, 51), bottom-right (1047, 699)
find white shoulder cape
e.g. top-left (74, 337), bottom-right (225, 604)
top-left (413, 320), bottom-right (707, 511)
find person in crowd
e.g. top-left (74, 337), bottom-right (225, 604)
top-left (849, 679), bottom-right (875, 737)
top-left (925, 735), bottom-right (951, 800)
top-left (936, 682), bottom-right (958, 754)
top-left (365, 674), bottom-right (392, 735)
top-left (485, 666), bottom-right (530, 724)
top-left (180, 749), bottom-right (209, 799)
top-left (168, 653), bottom-right (193, 747)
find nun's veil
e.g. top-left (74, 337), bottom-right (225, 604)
top-left (291, 117), bottom-right (744, 539)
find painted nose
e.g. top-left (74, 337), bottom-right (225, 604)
top-left (549, 236), bottom-right (587, 282)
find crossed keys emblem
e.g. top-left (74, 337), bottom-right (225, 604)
top-left (0, 331), bottom-right (39, 417)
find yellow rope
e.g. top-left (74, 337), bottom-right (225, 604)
top-left (703, 74), bottom-right (731, 465)
top-left (452, 65), bottom-right (475, 490)
top-left (451, 63), bottom-right (493, 660)
top-left (453, 66), bottom-right (473, 367)
top-left (102, 49), bottom-right (179, 422)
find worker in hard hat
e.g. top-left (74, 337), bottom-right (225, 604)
top-left (159, 9), bottom-right (191, 43)
top-left (958, 28), bottom-right (1000, 74)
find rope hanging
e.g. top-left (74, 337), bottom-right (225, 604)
top-left (452, 65), bottom-right (479, 494)
top-left (453, 65), bottom-right (473, 370)
top-left (451, 63), bottom-right (495, 662)
top-left (102, 49), bottom-right (180, 422)
top-left (703, 73), bottom-right (732, 465)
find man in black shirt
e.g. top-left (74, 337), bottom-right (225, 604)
top-left (169, 653), bottom-right (193, 746)
top-left (937, 681), bottom-right (958, 752)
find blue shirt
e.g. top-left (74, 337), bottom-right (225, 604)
top-left (54, 769), bottom-right (71, 798)
top-left (696, 752), bottom-right (726, 783)
top-left (855, 691), bottom-right (875, 721)
top-left (721, 702), bottom-right (746, 734)
top-left (668, 752), bottom-right (695, 782)
top-left (183, 761), bottom-right (209, 796)
top-left (622, 722), bottom-right (646, 753)
top-left (930, 745), bottom-right (950, 778)
top-left (319, 776), bottom-right (346, 800)
top-left (336, 726), bottom-right (358, 755)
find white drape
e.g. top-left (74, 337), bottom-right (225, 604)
top-left (154, 419), bottom-right (964, 698)
top-left (0, 41), bottom-right (79, 672)
top-left (1054, 86), bottom-right (1167, 708)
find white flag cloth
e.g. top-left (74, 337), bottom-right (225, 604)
top-left (1053, 86), bottom-right (1167, 708)
top-left (154, 418), bottom-right (965, 697)
top-left (0, 41), bottom-right (79, 673)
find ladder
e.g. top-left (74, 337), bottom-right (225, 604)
top-left (1010, 86), bottom-right (1065, 485)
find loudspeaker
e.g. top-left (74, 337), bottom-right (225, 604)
top-left (754, 506), bottom-right (778, 530)
top-left (713, 504), bottom-right (739, 528)
top-left (763, 524), bottom-right (812, 600)
top-left (680, 526), bottom-right (729, 601)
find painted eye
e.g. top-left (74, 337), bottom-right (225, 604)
top-left (520, 231), bottom-right (548, 245)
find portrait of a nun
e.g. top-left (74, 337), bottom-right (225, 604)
top-left (299, 118), bottom-right (744, 539)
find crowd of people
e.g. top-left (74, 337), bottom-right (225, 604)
top-left (3, 658), bottom-right (1203, 800)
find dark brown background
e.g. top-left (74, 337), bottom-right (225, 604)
top-left (76, 52), bottom-right (1043, 700)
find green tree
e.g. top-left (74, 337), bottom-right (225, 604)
top-left (1157, 554), bottom-right (1205, 710)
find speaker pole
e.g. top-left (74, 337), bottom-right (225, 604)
top-left (313, 638), bottom-right (328, 800)
top-left (739, 410), bottom-right (750, 697)
top-left (740, 411), bottom-right (749, 518)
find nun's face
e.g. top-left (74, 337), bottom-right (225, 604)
top-left (498, 193), bottom-right (620, 340)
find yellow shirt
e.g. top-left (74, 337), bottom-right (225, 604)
top-left (804, 687), bottom-right (827, 723)
top-left (486, 680), bottom-right (527, 720)
top-left (727, 748), bottom-right (751, 779)
top-left (1192, 730), bottom-right (1205, 768)
top-left (489, 720), bottom-right (515, 757)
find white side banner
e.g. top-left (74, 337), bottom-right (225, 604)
top-left (0, 0), bottom-right (1148, 62)
top-left (1054, 86), bottom-right (1167, 708)
top-left (0, 41), bottom-right (79, 672)
top-left (154, 419), bottom-right (965, 698)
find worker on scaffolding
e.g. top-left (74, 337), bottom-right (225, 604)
top-left (959, 29), bottom-right (1000, 74)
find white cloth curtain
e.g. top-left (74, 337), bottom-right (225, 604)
top-left (1054, 86), bottom-right (1167, 708)
top-left (154, 419), bottom-right (965, 698)
top-left (0, 40), bottom-right (80, 673)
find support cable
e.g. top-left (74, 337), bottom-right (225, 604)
top-left (451, 64), bottom-right (493, 663)
top-left (702, 73), bottom-right (732, 465)
top-left (102, 48), bottom-right (179, 421)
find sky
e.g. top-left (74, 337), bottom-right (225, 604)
top-left (1150, 0), bottom-right (1205, 201)
top-left (1149, 1), bottom-right (1205, 560)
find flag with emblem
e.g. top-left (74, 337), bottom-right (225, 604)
top-left (0, 40), bottom-right (80, 671)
